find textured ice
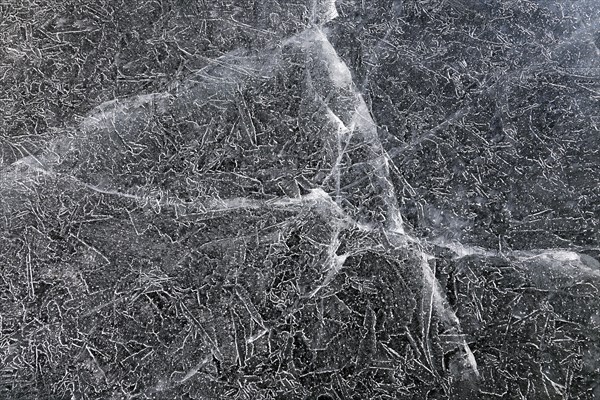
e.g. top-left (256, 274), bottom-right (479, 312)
top-left (1, 0), bottom-right (599, 399)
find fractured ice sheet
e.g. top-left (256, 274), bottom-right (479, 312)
top-left (1, 0), bottom-right (599, 399)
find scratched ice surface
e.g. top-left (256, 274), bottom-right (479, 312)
top-left (1, 0), bottom-right (599, 399)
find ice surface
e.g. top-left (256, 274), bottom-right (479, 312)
top-left (1, 0), bottom-right (599, 398)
